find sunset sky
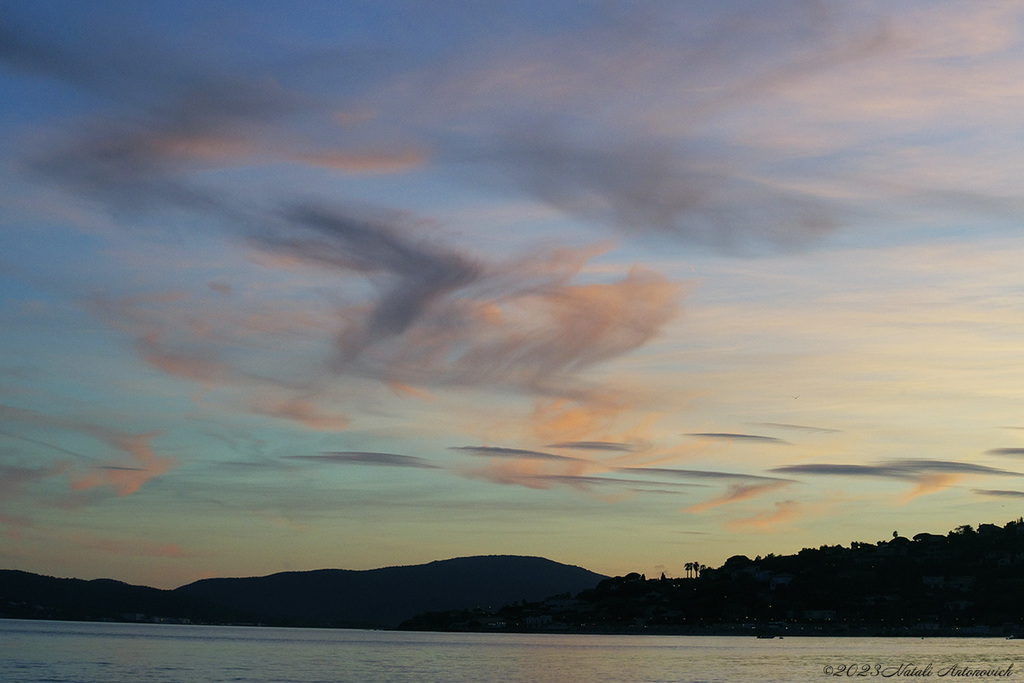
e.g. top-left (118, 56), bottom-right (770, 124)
top-left (4, 1), bottom-right (1024, 589)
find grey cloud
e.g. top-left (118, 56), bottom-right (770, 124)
top-left (264, 205), bottom-right (483, 360)
top-left (287, 452), bottom-right (439, 469)
top-left (3, 15), bottom-right (300, 212)
top-left (492, 128), bottom-right (836, 252)
top-left (773, 459), bottom-right (1021, 479)
top-left (4, 7), bottom-right (684, 407)
top-left (451, 446), bottom-right (580, 461)
top-left (749, 422), bottom-right (842, 434)
top-left (434, 4), bottom-right (892, 254)
top-left (687, 432), bottom-right (788, 444)
top-left (772, 463), bottom-right (911, 478)
top-left (987, 448), bottom-right (1024, 456)
top-left (546, 441), bottom-right (635, 452)
top-left (528, 474), bottom-right (701, 492)
top-left (616, 467), bottom-right (791, 483)
top-left (973, 489), bottom-right (1024, 498)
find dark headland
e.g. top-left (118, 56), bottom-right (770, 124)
top-left (5, 520), bottom-right (1024, 636)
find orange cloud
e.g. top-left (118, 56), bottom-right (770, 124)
top-left (71, 431), bottom-right (175, 496)
top-left (294, 149), bottom-right (427, 173)
top-left (530, 398), bottom-right (626, 444)
top-left (686, 481), bottom-right (791, 513)
top-left (250, 396), bottom-right (350, 431)
top-left (726, 500), bottom-right (802, 532)
top-left (136, 331), bottom-right (229, 386)
top-left (149, 132), bottom-right (259, 163)
top-left (459, 457), bottom-right (555, 490)
top-left (902, 473), bottom-right (962, 502)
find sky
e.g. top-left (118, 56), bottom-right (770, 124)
top-left (4, 1), bottom-right (1024, 590)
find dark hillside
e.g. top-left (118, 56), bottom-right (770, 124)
top-left (0, 570), bottom-right (249, 623)
top-left (399, 519), bottom-right (1024, 636)
top-left (175, 555), bottom-right (606, 628)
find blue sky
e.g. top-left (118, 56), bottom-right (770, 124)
top-left (4, 1), bottom-right (1024, 588)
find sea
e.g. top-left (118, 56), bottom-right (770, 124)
top-left (0, 619), bottom-right (1019, 683)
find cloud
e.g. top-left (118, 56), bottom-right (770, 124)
top-left (526, 473), bottom-right (700, 491)
top-left (772, 459), bottom-right (1022, 500)
top-left (489, 127), bottom-right (837, 252)
top-left (259, 205), bottom-right (484, 362)
top-left (286, 452), bottom-right (439, 469)
top-left (546, 441), bottom-right (635, 452)
top-left (6, 7), bottom-right (689, 418)
top-left (773, 459), bottom-right (1021, 479)
top-left (135, 330), bottom-right (231, 388)
top-left (687, 432), bottom-right (788, 444)
top-left (249, 397), bottom-right (350, 432)
top-left (749, 422), bottom-right (842, 434)
top-left (0, 404), bottom-right (175, 497)
top-left (451, 446), bottom-right (580, 461)
top-left (687, 481), bottom-right (793, 514)
top-left (973, 489), bottom-right (1024, 498)
top-left (726, 500), bottom-right (801, 531)
top-left (612, 466), bottom-right (793, 512)
top-left (253, 214), bottom-right (680, 398)
top-left (616, 467), bottom-right (790, 483)
top-left (70, 430), bottom-right (175, 496)
top-left (986, 448), bottom-right (1024, 456)
top-left (293, 149), bottom-right (427, 174)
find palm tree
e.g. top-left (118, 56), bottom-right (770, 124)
top-left (684, 562), bottom-right (693, 578)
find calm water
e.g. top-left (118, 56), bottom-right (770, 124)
top-left (0, 619), bottom-right (1020, 683)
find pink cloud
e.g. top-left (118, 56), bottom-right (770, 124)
top-left (71, 430), bottom-right (175, 496)
top-left (0, 404), bottom-right (175, 498)
top-left (902, 473), bottom-right (962, 502)
top-left (249, 396), bottom-right (350, 431)
top-left (293, 148), bottom-right (427, 174)
top-left (136, 331), bottom-right (229, 386)
top-left (726, 500), bottom-right (802, 532)
top-left (686, 480), bottom-right (791, 513)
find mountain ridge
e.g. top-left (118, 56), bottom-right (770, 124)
top-left (0, 555), bottom-right (607, 628)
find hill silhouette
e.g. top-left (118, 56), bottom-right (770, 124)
top-left (0, 555), bottom-right (606, 628)
top-left (400, 519), bottom-right (1024, 636)
top-left (0, 570), bottom-right (252, 624)
top-left (175, 555), bottom-right (606, 628)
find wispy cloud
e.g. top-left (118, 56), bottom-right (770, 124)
top-left (974, 489), bottom-right (1024, 498)
top-left (286, 452), bottom-right (439, 469)
top-left (773, 459), bottom-right (1021, 479)
top-left (687, 432), bottom-right (788, 444)
top-left (986, 448), bottom-right (1024, 456)
top-left (617, 467), bottom-right (791, 483)
top-left (70, 430), bottom-right (174, 497)
top-left (249, 397), bottom-right (350, 432)
top-left (613, 467), bottom-right (793, 512)
top-left (687, 482), bottom-right (793, 514)
top-left (0, 403), bottom-right (174, 497)
top-left (748, 422), bottom-right (842, 434)
top-left (546, 441), bottom-right (635, 452)
top-left (773, 459), bottom-right (1022, 500)
top-left (726, 500), bottom-right (802, 531)
top-left (451, 446), bottom-right (580, 461)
